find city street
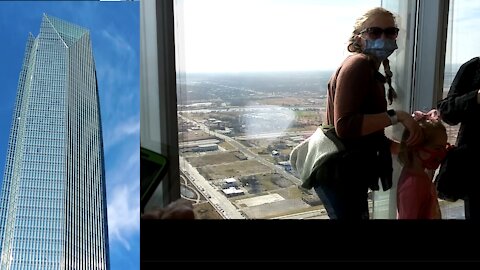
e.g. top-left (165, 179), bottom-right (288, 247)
top-left (180, 156), bottom-right (245, 219)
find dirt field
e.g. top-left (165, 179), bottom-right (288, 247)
top-left (256, 173), bottom-right (295, 191)
top-left (186, 151), bottom-right (245, 167)
top-left (179, 130), bottom-right (215, 142)
top-left (274, 185), bottom-right (304, 199)
top-left (182, 112), bottom-right (209, 122)
top-left (219, 141), bottom-right (236, 151)
top-left (197, 160), bottom-right (272, 180)
top-left (193, 201), bottom-right (223, 219)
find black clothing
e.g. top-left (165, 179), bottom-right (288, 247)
top-left (437, 57), bottom-right (480, 219)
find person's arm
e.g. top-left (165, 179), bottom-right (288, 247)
top-left (437, 57), bottom-right (480, 125)
top-left (360, 110), bottom-right (423, 146)
top-left (332, 55), bottom-right (422, 146)
top-left (438, 89), bottom-right (479, 125)
top-left (359, 112), bottom-right (391, 136)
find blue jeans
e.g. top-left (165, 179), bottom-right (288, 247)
top-left (314, 180), bottom-right (369, 220)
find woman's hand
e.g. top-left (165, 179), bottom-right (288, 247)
top-left (396, 110), bottom-right (423, 146)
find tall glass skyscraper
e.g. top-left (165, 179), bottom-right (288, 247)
top-left (0, 14), bottom-right (109, 269)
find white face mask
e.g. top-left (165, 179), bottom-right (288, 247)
top-left (363, 39), bottom-right (398, 62)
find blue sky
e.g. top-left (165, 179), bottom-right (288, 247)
top-left (0, 1), bottom-right (139, 269)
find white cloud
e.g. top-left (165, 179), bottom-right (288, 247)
top-left (106, 142), bottom-right (139, 251)
top-left (104, 117), bottom-right (140, 151)
top-left (95, 29), bottom-right (137, 97)
top-left (101, 29), bottom-right (134, 56)
top-left (100, 27), bottom-right (140, 252)
top-left (107, 183), bottom-right (139, 251)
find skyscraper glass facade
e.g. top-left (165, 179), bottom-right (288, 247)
top-left (0, 14), bottom-right (109, 269)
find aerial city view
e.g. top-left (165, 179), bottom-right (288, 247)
top-left (175, 70), bottom-right (464, 220)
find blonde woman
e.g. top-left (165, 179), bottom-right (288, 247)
top-left (313, 7), bottom-right (423, 219)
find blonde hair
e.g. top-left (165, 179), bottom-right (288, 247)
top-left (347, 7), bottom-right (398, 105)
top-left (398, 119), bottom-right (447, 166)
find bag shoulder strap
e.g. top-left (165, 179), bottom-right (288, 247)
top-left (321, 124), bottom-right (345, 152)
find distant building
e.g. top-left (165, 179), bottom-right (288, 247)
top-left (180, 139), bottom-right (220, 147)
top-left (224, 178), bottom-right (237, 184)
top-left (277, 161), bottom-right (292, 172)
top-left (290, 136), bottom-right (305, 142)
top-left (222, 187), bottom-right (244, 197)
top-left (217, 127), bottom-right (232, 135)
top-left (185, 102), bottom-right (213, 108)
top-left (223, 178), bottom-right (238, 188)
top-left (193, 144), bottom-right (218, 152)
top-left (206, 119), bottom-right (224, 129)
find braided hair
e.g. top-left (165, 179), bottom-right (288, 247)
top-left (382, 58), bottom-right (397, 105)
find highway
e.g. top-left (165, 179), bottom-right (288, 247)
top-left (178, 113), bottom-right (322, 219)
top-left (179, 114), bottom-right (304, 187)
top-left (180, 156), bottom-right (245, 219)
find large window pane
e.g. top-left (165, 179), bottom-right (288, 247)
top-left (173, 0), bottom-right (416, 219)
top-left (439, 0), bottom-right (480, 219)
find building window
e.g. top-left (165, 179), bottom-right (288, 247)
top-left (173, 0), bottom-right (408, 219)
top-left (438, 0), bottom-right (480, 219)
